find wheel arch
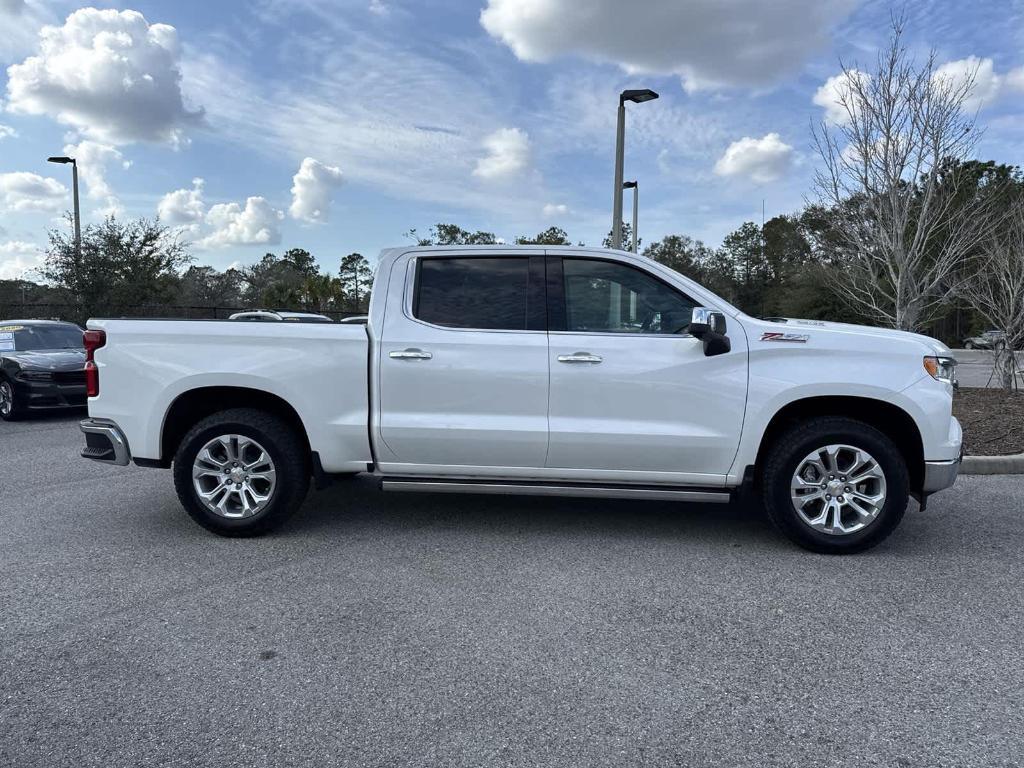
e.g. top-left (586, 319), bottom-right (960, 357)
top-left (159, 386), bottom-right (312, 466)
top-left (754, 395), bottom-right (925, 492)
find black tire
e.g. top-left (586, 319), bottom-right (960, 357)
top-left (760, 417), bottom-right (909, 554)
top-left (964, 341), bottom-right (974, 350)
top-left (172, 408), bottom-right (310, 537)
top-left (0, 378), bottom-right (25, 422)
top-left (995, 340), bottom-right (1007, 351)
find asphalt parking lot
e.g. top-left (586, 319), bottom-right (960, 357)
top-left (953, 348), bottom-right (1013, 388)
top-left (2, 414), bottom-right (1022, 767)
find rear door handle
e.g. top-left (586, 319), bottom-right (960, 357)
top-left (557, 352), bottom-right (602, 364)
top-left (390, 348), bottom-right (433, 360)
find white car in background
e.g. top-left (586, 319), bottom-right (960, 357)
top-left (80, 245), bottom-right (962, 554)
top-left (228, 310), bottom-right (334, 323)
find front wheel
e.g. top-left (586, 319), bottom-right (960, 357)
top-left (760, 417), bottom-right (909, 554)
top-left (0, 379), bottom-right (25, 421)
top-left (172, 408), bottom-right (310, 536)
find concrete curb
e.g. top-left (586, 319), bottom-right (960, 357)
top-left (961, 453), bottom-right (1024, 475)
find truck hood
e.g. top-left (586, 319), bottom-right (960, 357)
top-left (0, 349), bottom-right (87, 370)
top-left (763, 318), bottom-right (951, 356)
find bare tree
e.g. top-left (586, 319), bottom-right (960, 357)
top-left (812, 20), bottom-right (1001, 331)
top-left (956, 197), bottom-right (1024, 388)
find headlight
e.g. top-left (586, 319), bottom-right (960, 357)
top-left (923, 356), bottom-right (957, 384)
top-left (17, 370), bottom-right (53, 381)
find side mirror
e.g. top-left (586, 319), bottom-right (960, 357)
top-left (689, 307), bottom-right (730, 357)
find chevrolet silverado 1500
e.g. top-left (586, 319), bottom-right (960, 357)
top-left (80, 246), bottom-right (962, 553)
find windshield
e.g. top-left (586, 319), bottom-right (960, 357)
top-left (0, 324), bottom-right (83, 352)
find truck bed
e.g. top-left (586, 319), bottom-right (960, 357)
top-left (87, 318), bottom-right (372, 472)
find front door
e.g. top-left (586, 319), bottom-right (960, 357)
top-left (545, 256), bottom-right (748, 485)
top-left (376, 253), bottom-right (549, 470)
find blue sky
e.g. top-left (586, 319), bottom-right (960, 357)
top-left (2, 0), bottom-right (1023, 279)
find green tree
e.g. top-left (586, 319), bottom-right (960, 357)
top-left (602, 223), bottom-right (639, 251)
top-left (178, 266), bottom-right (244, 308)
top-left (516, 226), bottom-right (572, 245)
top-left (280, 248), bottom-right (319, 278)
top-left (406, 223), bottom-right (498, 246)
top-left (642, 234), bottom-right (715, 281)
top-left (240, 251), bottom-right (317, 308)
top-left (302, 273), bottom-right (343, 313)
top-left (339, 253), bottom-right (374, 311)
top-left (40, 215), bottom-right (191, 318)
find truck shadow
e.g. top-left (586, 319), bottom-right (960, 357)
top-left (293, 476), bottom-right (787, 550)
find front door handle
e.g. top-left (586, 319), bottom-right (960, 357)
top-left (390, 348), bottom-right (433, 361)
top-left (557, 352), bottom-right (603, 364)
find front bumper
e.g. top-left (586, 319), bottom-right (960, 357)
top-left (14, 377), bottom-right (86, 410)
top-left (922, 451), bottom-right (962, 493)
top-left (80, 418), bottom-right (131, 466)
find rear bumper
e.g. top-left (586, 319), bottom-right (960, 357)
top-left (922, 452), bottom-right (962, 493)
top-left (80, 418), bottom-right (131, 466)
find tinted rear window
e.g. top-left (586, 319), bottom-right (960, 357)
top-left (414, 258), bottom-right (530, 330)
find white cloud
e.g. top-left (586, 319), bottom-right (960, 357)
top-left (368, 0), bottom-right (389, 15)
top-left (289, 157), bottom-right (344, 223)
top-left (813, 70), bottom-right (869, 125)
top-left (5, 8), bottom-right (203, 146)
top-left (63, 140), bottom-right (130, 217)
top-left (714, 133), bottom-right (794, 184)
top-left (1007, 67), bottom-right (1024, 93)
top-left (0, 171), bottom-right (67, 212)
top-left (0, 125), bottom-right (17, 140)
top-left (480, 0), bottom-right (855, 91)
top-left (542, 203), bottom-right (568, 217)
top-left (473, 127), bottom-right (530, 180)
top-left (199, 197), bottom-right (284, 249)
top-left (0, 240), bottom-right (43, 280)
top-left (158, 177), bottom-right (206, 226)
top-left (933, 57), bottom-right (1001, 112)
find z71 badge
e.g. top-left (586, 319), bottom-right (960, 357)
top-left (760, 332), bottom-right (810, 343)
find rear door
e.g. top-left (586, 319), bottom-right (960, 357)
top-left (376, 253), bottom-right (549, 470)
top-left (545, 255), bottom-right (748, 485)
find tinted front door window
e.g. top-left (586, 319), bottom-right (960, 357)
top-left (562, 259), bottom-right (695, 334)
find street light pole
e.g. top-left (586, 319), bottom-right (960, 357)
top-left (47, 155), bottom-right (81, 260)
top-left (612, 102), bottom-right (626, 251)
top-left (611, 89), bottom-right (658, 250)
top-left (623, 181), bottom-right (638, 253)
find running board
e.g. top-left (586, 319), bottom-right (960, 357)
top-left (381, 478), bottom-right (730, 503)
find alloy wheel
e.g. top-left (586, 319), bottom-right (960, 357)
top-left (0, 381), bottom-right (13, 417)
top-left (790, 443), bottom-right (887, 536)
top-left (192, 434), bottom-right (277, 518)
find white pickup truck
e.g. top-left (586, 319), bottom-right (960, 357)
top-left (80, 245), bottom-right (962, 553)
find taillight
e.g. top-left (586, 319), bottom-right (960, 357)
top-left (83, 329), bottom-right (106, 398)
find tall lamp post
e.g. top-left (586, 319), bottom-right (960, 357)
top-left (612, 88), bottom-right (658, 250)
top-left (623, 181), bottom-right (638, 253)
top-left (47, 155), bottom-right (81, 259)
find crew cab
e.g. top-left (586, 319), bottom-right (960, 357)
top-left (79, 246), bottom-right (962, 553)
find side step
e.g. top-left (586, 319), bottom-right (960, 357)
top-left (381, 478), bottom-right (731, 503)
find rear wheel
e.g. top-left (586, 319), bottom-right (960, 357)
top-left (172, 408), bottom-right (310, 536)
top-left (761, 417), bottom-right (909, 554)
top-left (0, 379), bottom-right (25, 421)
